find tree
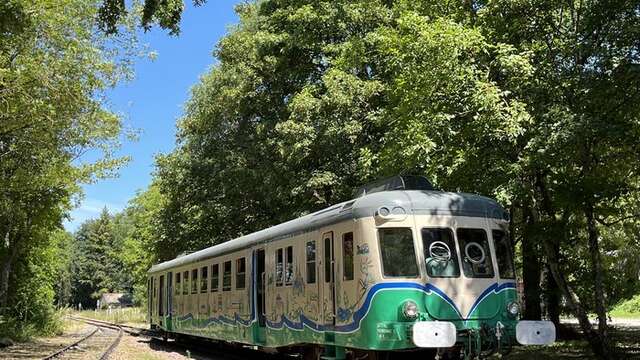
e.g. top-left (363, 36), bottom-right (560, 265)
top-left (0, 0), bottom-right (134, 334)
top-left (97, 0), bottom-right (207, 35)
top-left (71, 209), bottom-right (132, 308)
top-left (153, 1), bottom-right (640, 358)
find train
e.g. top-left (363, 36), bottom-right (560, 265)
top-left (147, 175), bottom-right (555, 359)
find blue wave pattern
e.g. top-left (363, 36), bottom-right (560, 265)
top-left (174, 281), bottom-right (516, 333)
top-left (265, 281), bottom-right (516, 333)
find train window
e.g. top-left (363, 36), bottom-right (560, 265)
top-left (191, 269), bottom-right (198, 294)
top-left (422, 228), bottom-right (460, 278)
top-left (378, 228), bottom-right (419, 278)
top-left (183, 271), bottom-right (189, 295)
top-left (201, 266), bottom-right (208, 293)
top-left (211, 264), bottom-right (219, 292)
top-left (324, 237), bottom-right (332, 283)
top-left (223, 261), bottom-right (232, 291)
top-left (285, 246), bottom-right (294, 286)
top-left (236, 258), bottom-right (246, 289)
top-left (343, 232), bottom-right (354, 281)
top-left (175, 272), bottom-right (181, 295)
top-left (306, 241), bottom-right (316, 284)
top-left (457, 228), bottom-right (495, 278)
top-left (493, 230), bottom-right (515, 279)
top-left (276, 248), bottom-right (284, 287)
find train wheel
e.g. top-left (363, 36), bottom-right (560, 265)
top-left (302, 345), bottom-right (322, 360)
top-left (352, 350), bottom-right (390, 360)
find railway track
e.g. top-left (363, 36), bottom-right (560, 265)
top-left (42, 317), bottom-right (124, 360)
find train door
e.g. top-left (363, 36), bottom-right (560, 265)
top-left (167, 271), bottom-right (173, 331)
top-left (321, 231), bottom-right (336, 328)
top-left (159, 275), bottom-right (165, 327)
top-left (147, 277), bottom-right (152, 324)
top-left (253, 249), bottom-right (266, 344)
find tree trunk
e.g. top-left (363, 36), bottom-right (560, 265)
top-left (544, 264), bottom-right (561, 326)
top-left (585, 204), bottom-right (611, 344)
top-left (522, 206), bottom-right (542, 320)
top-left (534, 174), bottom-right (613, 359)
top-left (0, 237), bottom-right (17, 310)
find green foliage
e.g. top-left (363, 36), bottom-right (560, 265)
top-left (98, 0), bottom-right (206, 35)
top-left (70, 209), bottom-right (133, 308)
top-left (145, 1), bottom-right (640, 357)
top-left (611, 295), bottom-right (640, 318)
top-left (0, 0), bottom-right (136, 340)
top-left (120, 184), bottom-right (166, 305)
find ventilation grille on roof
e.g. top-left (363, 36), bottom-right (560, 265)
top-left (354, 175), bottom-right (436, 198)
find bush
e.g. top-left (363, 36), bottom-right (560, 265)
top-left (610, 294), bottom-right (640, 317)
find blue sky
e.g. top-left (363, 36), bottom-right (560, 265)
top-left (64, 1), bottom-right (239, 231)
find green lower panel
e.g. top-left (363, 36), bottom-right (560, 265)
top-left (159, 282), bottom-right (518, 351)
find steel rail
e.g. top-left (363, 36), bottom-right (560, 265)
top-left (41, 326), bottom-right (99, 360)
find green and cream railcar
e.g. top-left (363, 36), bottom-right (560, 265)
top-left (148, 177), bottom-right (555, 359)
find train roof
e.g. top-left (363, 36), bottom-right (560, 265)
top-left (148, 190), bottom-right (507, 273)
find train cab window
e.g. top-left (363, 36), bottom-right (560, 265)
top-left (201, 266), bottom-right (208, 293)
top-left (343, 232), bottom-right (354, 281)
top-left (422, 228), bottom-right (460, 278)
top-left (493, 230), bottom-right (515, 279)
top-left (236, 258), bottom-right (246, 289)
top-left (211, 264), bottom-right (219, 292)
top-left (275, 248), bottom-right (284, 287)
top-left (223, 261), bottom-right (232, 291)
top-left (306, 241), bottom-right (316, 284)
top-left (175, 272), bottom-right (181, 295)
top-left (191, 269), bottom-right (198, 294)
top-left (378, 228), bottom-right (419, 278)
top-left (183, 271), bottom-right (189, 295)
top-left (457, 228), bottom-right (495, 278)
top-left (285, 246), bottom-right (294, 286)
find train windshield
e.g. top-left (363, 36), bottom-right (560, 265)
top-left (456, 228), bottom-right (495, 278)
top-left (492, 230), bottom-right (516, 279)
top-left (422, 228), bottom-right (460, 278)
top-left (378, 228), bottom-right (419, 277)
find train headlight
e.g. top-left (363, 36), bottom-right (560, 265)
top-left (507, 301), bottom-right (519, 318)
top-left (402, 300), bottom-right (419, 320)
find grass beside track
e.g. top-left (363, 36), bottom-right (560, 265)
top-left (70, 307), bottom-right (147, 326)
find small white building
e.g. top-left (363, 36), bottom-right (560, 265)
top-left (98, 293), bottom-right (132, 309)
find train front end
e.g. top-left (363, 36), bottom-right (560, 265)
top-left (358, 188), bottom-right (555, 359)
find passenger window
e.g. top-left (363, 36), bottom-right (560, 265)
top-left (175, 272), bottom-right (181, 295)
top-left (236, 258), bottom-right (246, 289)
top-left (285, 246), bottom-right (294, 286)
top-left (343, 232), bottom-right (354, 281)
top-left (183, 271), bottom-right (189, 295)
top-left (422, 228), bottom-right (460, 278)
top-left (191, 269), bottom-right (198, 294)
top-left (201, 266), bottom-right (208, 293)
top-left (379, 228), bottom-right (419, 278)
top-left (306, 241), bottom-right (316, 284)
top-left (211, 264), bottom-right (219, 292)
top-left (276, 248), bottom-right (284, 287)
top-left (223, 261), bottom-right (232, 291)
top-left (457, 228), bottom-right (495, 278)
top-left (493, 230), bottom-right (515, 279)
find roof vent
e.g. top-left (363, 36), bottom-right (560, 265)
top-left (354, 175), bottom-right (436, 198)
top-left (176, 251), bottom-right (194, 258)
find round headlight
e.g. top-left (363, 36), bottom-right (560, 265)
top-left (402, 300), bottom-right (419, 320)
top-left (507, 301), bottom-right (519, 318)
